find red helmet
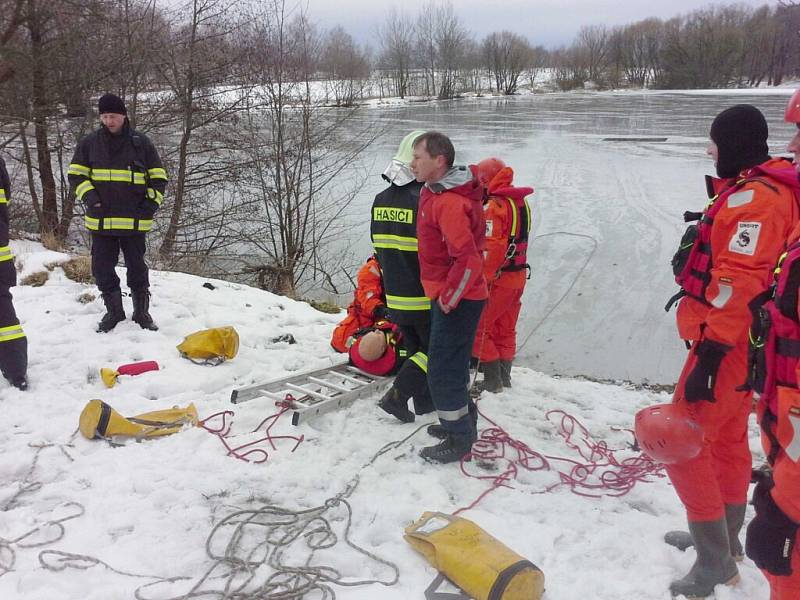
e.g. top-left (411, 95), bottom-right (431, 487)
top-left (475, 158), bottom-right (506, 187)
top-left (634, 403), bottom-right (703, 465)
top-left (786, 89), bottom-right (800, 124)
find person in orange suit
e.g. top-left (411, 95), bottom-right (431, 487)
top-left (663, 104), bottom-right (800, 598)
top-left (330, 255), bottom-right (387, 353)
top-left (471, 158), bottom-right (533, 392)
top-left (745, 89), bottom-right (800, 600)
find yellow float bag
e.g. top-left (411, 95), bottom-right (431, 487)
top-left (79, 399), bottom-right (198, 440)
top-left (176, 326), bottom-right (239, 365)
top-left (404, 512), bottom-right (545, 600)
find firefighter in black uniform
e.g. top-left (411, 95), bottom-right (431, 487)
top-left (371, 130), bottom-right (434, 422)
top-left (0, 156), bottom-right (28, 390)
top-left (68, 93), bottom-right (167, 333)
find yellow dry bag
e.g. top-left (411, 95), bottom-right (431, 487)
top-left (79, 399), bottom-right (198, 440)
top-left (176, 326), bottom-right (239, 365)
top-left (405, 512), bottom-right (545, 600)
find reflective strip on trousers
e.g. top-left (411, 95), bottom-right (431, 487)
top-left (386, 294), bottom-right (430, 311)
top-left (0, 324), bottom-right (25, 342)
top-left (75, 180), bottom-right (95, 200)
top-left (0, 246), bottom-right (13, 262)
top-left (409, 352), bottom-right (428, 373)
top-left (372, 234), bottom-right (418, 252)
top-left (0, 188), bottom-right (6, 203)
top-left (147, 167), bottom-right (168, 180)
top-left (85, 216), bottom-right (153, 232)
top-left (437, 405), bottom-right (470, 422)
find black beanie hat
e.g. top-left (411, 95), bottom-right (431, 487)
top-left (98, 93), bottom-right (127, 115)
top-left (709, 104), bottom-right (769, 179)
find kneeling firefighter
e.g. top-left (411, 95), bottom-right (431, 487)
top-left (742, 90), bottom-right (800, 600)
top-left (663, 104), bottom-right (800, 598)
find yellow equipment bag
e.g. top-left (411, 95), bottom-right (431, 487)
top-left (404, 512), bottom-right (545, 600)
top-left (176, 326), bottom-right (239, 365)
top-left (79, 399), bottom-right (198, 440)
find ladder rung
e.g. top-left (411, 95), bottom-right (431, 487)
top-left (286, 383), bottom-right (333, 401)
top-left (335, 371), bottom-right (373, 386)
top-left (307, 376), bottom-right (352, 393)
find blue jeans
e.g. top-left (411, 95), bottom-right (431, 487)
top-left (428, 298), bottom-right (485, 435)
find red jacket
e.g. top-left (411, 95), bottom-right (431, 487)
top-left (417, 166), bottom-right (488, 310)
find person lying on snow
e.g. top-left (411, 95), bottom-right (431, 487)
top-left (330, 254), bottom-right (388, 353)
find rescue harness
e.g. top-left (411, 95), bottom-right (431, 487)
top-left (496, 194), bottom-right (533, 276)
top-left (746, 240), bottom-right (800, 464)
top-left (666, 174), bottom-right (779, 312)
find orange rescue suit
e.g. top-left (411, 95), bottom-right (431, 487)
top-left (331, 255), bottom-right (387, 353)
top-left (473, 167), bottom-right (533, 362)
top-left (667, 159), bottom-right (800, 523)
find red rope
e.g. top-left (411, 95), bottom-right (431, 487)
top-left (198, 395), bottom-right (304, 464)
top-left (453, 404), bottom-right (664, 515)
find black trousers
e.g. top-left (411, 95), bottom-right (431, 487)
top-left (394, 316), bottom-right (434, 415)
top-left (91, 234), bottom-right (149, 294)
top-left (0, 284), bottom-right (27, 384)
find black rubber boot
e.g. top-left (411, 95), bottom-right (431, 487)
top-left (131, 290), bottom-right (158, 331)
top-left (499, 359), bottom-right (513, 387)
top-left (473, 360), bottom-right (503, 393)
top-left (664, 504), bottom-right (747, 561)
top-left (419, 430), bottom-right (476, 464)
top-left (427, 403), bottom-right (478, 440)
top-left (97, 291), bottom-right (126, 333)
top-left (378, 386), bottom-right (415, 423)
top-left (668, 519), bottom-right (740, 598)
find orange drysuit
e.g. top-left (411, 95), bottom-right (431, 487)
top-left (472, 167), bottom-right (533, 362)
top-left (754, 219), bottom-right (800, 599)
top-left (331, 255), bottom-right (387, 352)
top-left (667, 159), bottom-right (800, 522)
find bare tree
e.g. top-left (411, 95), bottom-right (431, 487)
top-left (228, 1), bottom-right (381, 296)
top-left (320, 26), bottom-right (371, 107)
top-left (154, 0), bottom-right (249, 260)
top-left (377, 8), bottom-right (415, 99)
top-left (433, 1), bottom-right (470, 99)
top-left (483, 31), bottom-right (533, 95)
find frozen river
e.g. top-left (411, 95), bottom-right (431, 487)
top-left (344, 90), bottom-right (797, 385)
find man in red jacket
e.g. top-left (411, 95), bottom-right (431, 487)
top-left (411, 131), bottom-right (488, 463)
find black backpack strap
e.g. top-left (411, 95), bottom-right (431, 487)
top-left (665, 289), bottom-right (687, 312)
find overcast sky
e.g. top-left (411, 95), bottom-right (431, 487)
top-left (300, 0), bottom-right (779, 48)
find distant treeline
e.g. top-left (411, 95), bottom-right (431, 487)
top-left (0, 0), bottom-right (797, 296)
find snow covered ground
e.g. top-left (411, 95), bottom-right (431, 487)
top-left (0, 242), bottom-right (771, 599)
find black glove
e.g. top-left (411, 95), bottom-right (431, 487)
top-left (746, 479), bottom-right (798, 576)
top-left (683, 338), bottom-right (730, 403)
top-left (373, 305), bottom-right (388, 321)
top-left (139, 199), bottom-right (158, 219)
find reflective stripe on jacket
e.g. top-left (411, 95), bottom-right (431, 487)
top-left (68, 124), bottom-right (167, 236)
top-left (371, 180), bottom-right (431, 322)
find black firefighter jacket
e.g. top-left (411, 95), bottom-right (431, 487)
top-left (68, 124), bottom-right (167, 236)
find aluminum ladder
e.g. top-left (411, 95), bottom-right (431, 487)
top-left (230, 358), bottom-right (391, 425)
